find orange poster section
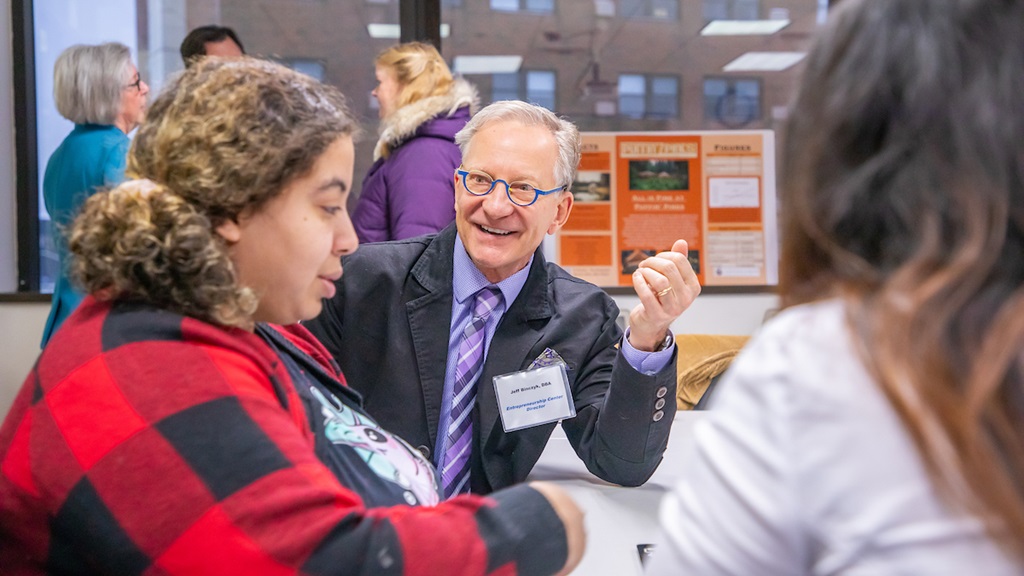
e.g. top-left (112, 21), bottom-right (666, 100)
top-left (562, 204), bottom-right (612, 232)
top-left (615, 135), bottom-right (703, 285)
top-left (558, 135), bottom-right (619, 286)
top-left (559, 235), bottom-right (612, 266)
top-left (701, 133), bottom-right (771, 286)
top-left (557, 130), bottom-right (776, 288)
top-left (704, 134), bottom-right (764, 225)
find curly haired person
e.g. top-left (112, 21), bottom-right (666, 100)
top-left (0, 57), bottom-right (583, 575)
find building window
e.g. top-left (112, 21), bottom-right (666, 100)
top-left (492, 72), bottom-right (518, 101)
top-left (704, 0), bottom-right (759, 20)
top-left (618, 74), bottom-right (679, 120)
top-left (491, 70), bottom-right (556, 110)
top-left (703, 77), bottom-right (761, 127)
top-left (620, 0), bottom-right (679, 20)
top-left (490, 0), bottom-right (554, 13)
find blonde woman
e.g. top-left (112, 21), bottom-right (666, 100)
top-left (354, 41), bottom-right (479, 242)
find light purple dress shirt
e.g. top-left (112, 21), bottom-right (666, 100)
top-left (433, 236), bottom-right (675, 478)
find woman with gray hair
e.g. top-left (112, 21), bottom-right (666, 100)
top-left (40, 41), bottom-right (149, 346)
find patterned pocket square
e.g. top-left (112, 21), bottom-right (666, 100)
top-left (528, 347), bottom-right (566, 370)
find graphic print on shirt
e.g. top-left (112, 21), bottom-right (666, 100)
top-left (308, 386), bottom-right (441, 505)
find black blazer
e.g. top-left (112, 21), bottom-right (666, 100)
top-left (305, 225), bottom-right (676, 493)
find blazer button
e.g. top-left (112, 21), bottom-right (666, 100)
top-left (655, 398), bottom-right (666, 410)
top-left (416, 445), bottom-right (431, 459)
top-left (656, 386), bottom-right (668, 398)
top-left (653, 410), bottom-right (665, 422)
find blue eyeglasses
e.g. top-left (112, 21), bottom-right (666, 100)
top-left (456, 167), bottom-right (566, 207)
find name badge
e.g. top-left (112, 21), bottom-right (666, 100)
top-left (493, 363), bottom-right (575, 432)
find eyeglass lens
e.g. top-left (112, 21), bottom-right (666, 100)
top-left (463, 171), bottom-right (537, 206)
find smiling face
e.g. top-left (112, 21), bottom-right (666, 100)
top-left (116, 63), bottom-right (149, 133)
top-left (217, 136), bottom-right (358, 325)
top-left (455, 119), bottom-right (574, 283)
top-left (372, 65), bottom-right (402, 119)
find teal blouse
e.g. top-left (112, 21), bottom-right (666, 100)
top-left (40, 123), bottom-right (130, 346)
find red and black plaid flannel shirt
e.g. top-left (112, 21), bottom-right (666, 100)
top-left (0, 297), bottom-right (567, 575)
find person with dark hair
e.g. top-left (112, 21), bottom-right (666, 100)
top-left (647, 0), bottom-right (1024, 573)
top-left (40, 42), bottom-right (148, 346)
top-left (0, 57), bottom-right (584, 575)
top-left (179, 24), bottom-right (244, 66)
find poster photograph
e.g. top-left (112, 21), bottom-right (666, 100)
top-left (627, 160), bottom-right (689, 192)
top-left (571, 171), bottom-right (612, 202)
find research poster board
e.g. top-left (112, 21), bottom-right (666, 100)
top-left (555, 130), bottom-right (778, 288)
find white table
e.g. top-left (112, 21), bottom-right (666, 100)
top-left (527, 412), bottom-right (707, 576)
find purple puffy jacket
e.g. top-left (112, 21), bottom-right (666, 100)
top-left (354, 79), bottom-right (479, 243)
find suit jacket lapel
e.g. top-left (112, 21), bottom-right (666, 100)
top-left (406, 226), bottom-right (458, 450)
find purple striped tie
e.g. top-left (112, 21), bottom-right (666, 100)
top-left (441, 286), bottom-right (502, 498)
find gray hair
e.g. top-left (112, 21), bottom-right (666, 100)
top-left (455, 100), bottom-right (581, 188)
top-left (53, 42), bottom-right (133, 125)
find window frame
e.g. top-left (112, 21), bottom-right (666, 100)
top-left (13, 0), bottom-right (39, 292)
top-left (703, 0), bottom-right (761, 21)
top-left (489, 0), bottom-right (555, 14)
top-left (618, 73), bottom-right (680, 120)
top-left (620, 0), bottom-right (681, 21)
top-left (6, 0), bottom-right (443, 295)
top-left (702, 76), bottom-right (762, 127)
top-left (490, 69), bottom-right (557, 110)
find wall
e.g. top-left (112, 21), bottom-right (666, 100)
top-left (0, 302), bottom-right (48, 416)
top-left (621, 291), bottom-right (778, 336)
top-left (0, 292), bottom-right (777, 418)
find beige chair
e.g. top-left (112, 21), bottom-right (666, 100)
top-left (675, 334), bottom-right (750, 410)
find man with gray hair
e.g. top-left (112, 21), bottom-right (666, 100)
top-left (307, 100), bottom-right (700, 496)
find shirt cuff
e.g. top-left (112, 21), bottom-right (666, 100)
top-left (621, 327), bottom-right (675, 375)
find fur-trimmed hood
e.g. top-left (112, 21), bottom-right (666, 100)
top-left (374, 77), bottom-right (479, 161)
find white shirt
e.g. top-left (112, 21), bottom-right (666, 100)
top-left (647, 299), bottom-right (1020, 576)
